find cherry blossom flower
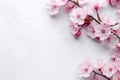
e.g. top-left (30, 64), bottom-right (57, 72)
top-left (93, 59), bottom-right (105, 70)
top-left (69, 8), bottom-right (87, 25)
top-left (112, 42), bottom-right (120, 57)
top-left (55, 0), bottom-right (68, 6)
top-left (108, 0), bottom-right (120, 9)
top-left (112, 25), bottom-right (120, 36)
top-left (93, 2), bottom-right (106, 11)
top-left (114, 59), bottom-right (120, 71)
top-left (113, 71), bottom-right (120, 80)
top-left (102, 34), bottom-right (117, 48)
top-left (70, 23), bottom-right (81, 37)
top-left (116, 10), bottom-right (120, 20)
top-left (84, 6), bottom-right (94, 16)
top-left (89, 73), bottom-right (100, 80)
top-left (78, 60), bottom-right (93, 77)
top-left (85, 21), bottom-right (97, 39)
top-left (65, 1), bottom-right (75, 12)
top-left (47, 2), bottom-right (60, 15)
top-left (102, 17), bottom-right (116, 25)
top-left (78, 0), bottom-right (89, 5)
top-left (102, 63), bottom-right (117, 77)
top-left (94, 24), bottom-right (111, 41)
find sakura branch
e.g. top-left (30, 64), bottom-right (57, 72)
top-left (78, 58), bottom-right (120, 80)
top-left (47, 0), bottom-right (120, 80)
top-left (93, 71), bottom-right (111, 80)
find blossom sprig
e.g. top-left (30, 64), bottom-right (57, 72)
top-left (47, 0), bottom-right (120, 80)
top-left (78, 58), bottom-right (120, 80)
top-left (47, 0), bottom-right (120, 57)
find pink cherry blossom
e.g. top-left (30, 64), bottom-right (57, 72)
top-left (65, 1), bottom-right (75, 12)
top-left (93, 2), bottom-right (106, 11)
top-left (94, 4), bottom-right (99, 11)
top-left (84, 6), bottom-right (94, 16)
top-left (89, 73), bottom-right (100, 80)
top-left (112, 25), bottom-right (120, 36)
top-left (94, 24), bottom-right (111, 41)
top-left (102, 17), bottom-right (116, 25)
top-left (113, 71), bottom-right (120, 80)
top-left (102, 63), bottom-right (117, 77)
top-left (102, 34), bottom-right (117, 48)
top-left (108, 0), bottom-right (120, 9)
top-left (112, 42), bottom-right (120, 57)
top-left (78, 60), bottom-right (93, 77)
top-left (78, 0), bottom-right (89, 5)
top-left (69, 8), bottom-right (87, 25)
top-left (116, 10), bottom-right (120, 20)
top-left (47, 2), bottom-right (60, 15)
top-left (93, 59), bottom-right (105, 70)
top-left (55, 0), bottom-right (68, 6)
top-left (70, 23), bottom-right (81, 37)
top-left (109, 0), bottom-right (117, 6)
top-left (85, 21), bottom-right (97, 39)
top-left (114, 59), bottom-right (120, 71)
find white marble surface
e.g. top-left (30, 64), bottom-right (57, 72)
top-left (0, 0), bottom-right (117, 80)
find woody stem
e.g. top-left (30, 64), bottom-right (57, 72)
top-left (93, 71), bottom-right (111, 80)
top-left (69, 0), bottom-right (81, 7)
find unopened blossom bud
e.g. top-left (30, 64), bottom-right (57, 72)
top-left (74, 30), bottom-right (81, 37)
top-left (94, 4), bottom-right (99, 11)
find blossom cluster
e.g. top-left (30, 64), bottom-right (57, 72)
top-left (78, 57), bottom-right (120, 80)
top-left (47, 0), bottom-right (120, 80)
top-left (108, 0), bottom-right (120, 9)
top-left (47, 0), bottom-right (120, 56)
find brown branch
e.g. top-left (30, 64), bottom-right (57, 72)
top-left (93, 71), bottom-right (111, 80)
top-left (69, 0), bottom-right (81, 7)
top-left (90, 16), bottom-right (101, 24)
top-left (96, 11), bottom-right (102, 22)
top-left (111, 30), bottom-right (120, 42)
top-left (111, 23), bottom-right (118, 27)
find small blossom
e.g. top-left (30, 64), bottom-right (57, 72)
top-left (89, 73), bottom-right (100, 80)
top-left (112, 25), bottom-right (120, 36)
top-left (78, 60), bottom-right (93, 78)
top-left (108, 0), bottom-right (120, 9)
top-left (86, 21), bottom-right (97, 39)
top-left (102, 34), bottom-right (117, 48)
top-left (102, 63), bottom-right (117, 77)
top-left (70, 23), bottom-right (81, 37)
top-left (93, 59), bottom-right (105, 70)
top-left (55, 0), bottom-right (68, 6)
top-left (94, 24), bottom-right (111, 41)
top-left (84, 6), bottom-right (94, 16)
top-left (78, 0), bottom-right (89, 5)
top-left (116, 10), bottom-right (120, 20)
top-left (102, 17), bottom-right (116, 25)
top-left (114, 59), bottom-right (120, 71)
top-left (113, 71), bottom-right (120, 80)
top-left (112, 42), bottom-right (120, 57)
top-left (92, 1), bottom-right (106, 11)
top-left (69, 8), bottom-right (87, 25)
top-left (65, 1), bottom-right (75, 12)
top-left (47, 2), bottom-right (60, 15)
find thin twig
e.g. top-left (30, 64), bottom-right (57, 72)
top-left (96, 11), bottom-right (102, 22)
top-left (111, 30), bottom-right (120, 42)
top-left (93, 71), bottom-right (111, 80)
top-left (69, 0), bottom-right (81, 7)
top-left (90, 16), bottom-right (101, 24)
